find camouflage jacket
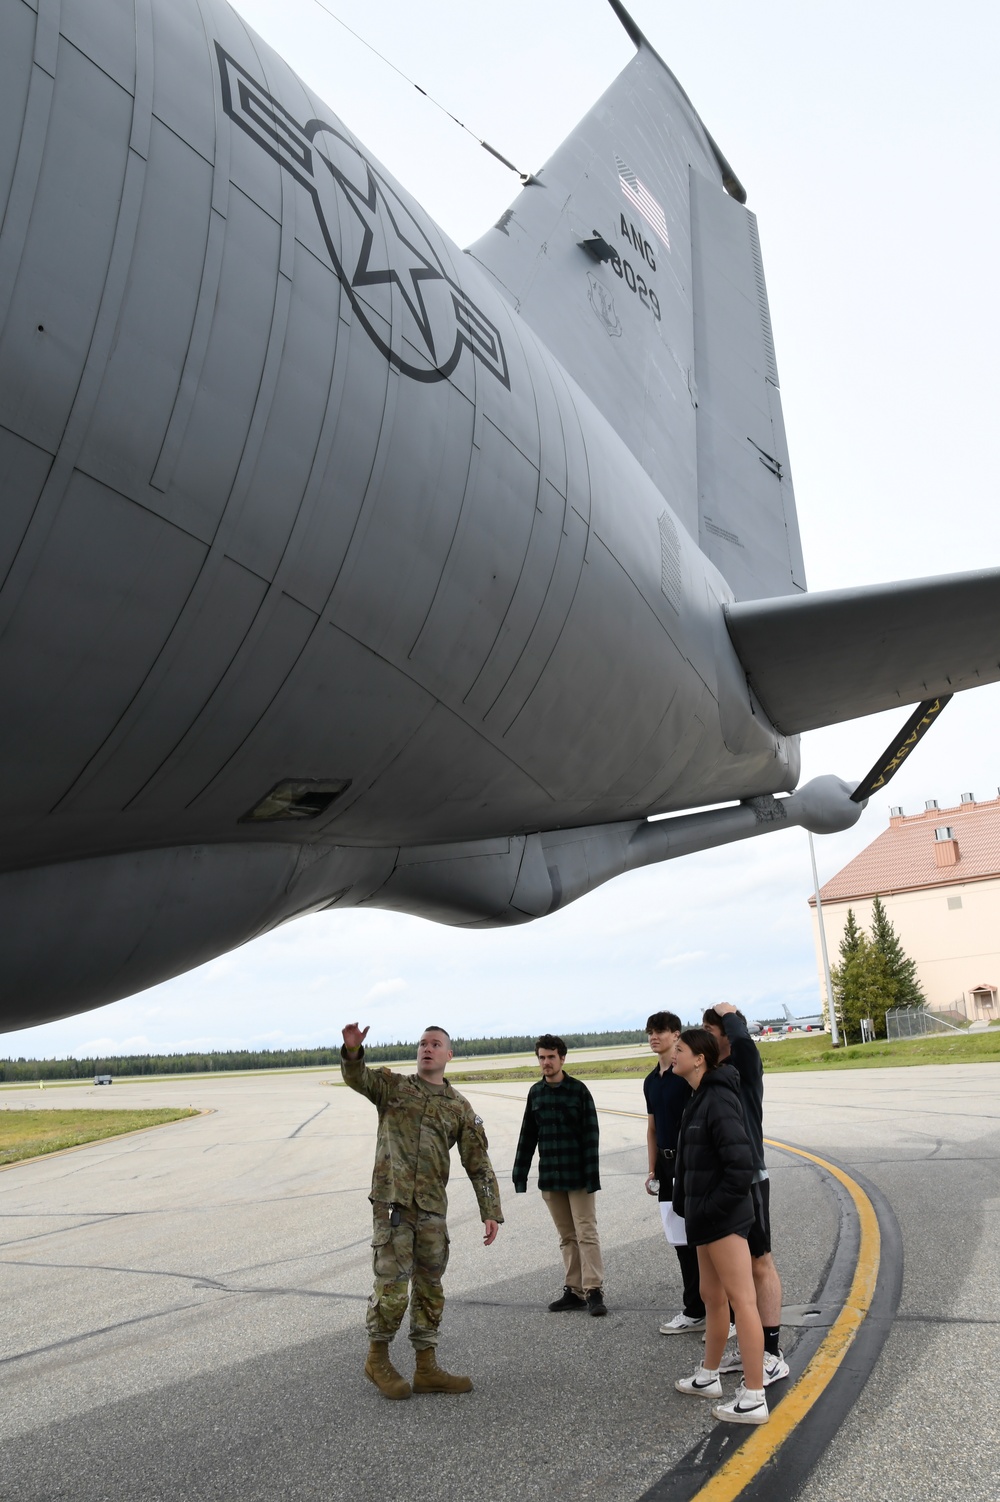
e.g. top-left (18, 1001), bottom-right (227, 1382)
top-left (341, 1049), bottom-right (504, 1222)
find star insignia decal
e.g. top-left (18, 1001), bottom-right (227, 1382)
top-left (317, 150), bottom-right (445, 361)
top-left (215, 45), bottom-right (509, 389)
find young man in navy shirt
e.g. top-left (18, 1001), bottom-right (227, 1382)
top-left (643, 1010), bottom-right (704, 1334)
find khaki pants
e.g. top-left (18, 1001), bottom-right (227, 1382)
top-left (541, 1189), bottom-right (604, 1294)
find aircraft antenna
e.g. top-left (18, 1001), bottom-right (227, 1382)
top-left (307, 0), bottom-right (536, 182)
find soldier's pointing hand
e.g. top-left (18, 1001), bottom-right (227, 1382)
top-left (342, 1021), bottom-right (370, 1053)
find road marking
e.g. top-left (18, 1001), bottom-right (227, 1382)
top-left (464, 1087), bottom-right (883, 1500)
top-left (685, 1135), bottom-right (880, 1502)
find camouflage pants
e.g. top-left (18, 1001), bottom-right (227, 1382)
top-left (367, 1202), bottom-right (450, 1349)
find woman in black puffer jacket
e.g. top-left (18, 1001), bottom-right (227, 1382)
top-left (670, 1028), bottom-right (768, 1425)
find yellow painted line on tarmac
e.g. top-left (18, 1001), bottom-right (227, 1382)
top-left (685, 1135), bottom-right (881, 1502)
top-left (464, 1089), bottom-right (883, 1501)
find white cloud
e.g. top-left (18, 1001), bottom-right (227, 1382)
top-left (365, 978), bottom-right (408, 1000)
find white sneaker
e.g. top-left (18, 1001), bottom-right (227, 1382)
top-left (717, 1337), bottom-right (743, 1374)
top-left (659, 1312), bottom-right (706, 1335)
top-left (675, 1366), bottom-right (722, 1399)
top-left (712, 1383), bottom-right (769, 1425)
top-left (702, 1322), bottom-right (737, 1343)
top-left (763, 1350), bottom-right (790, 1386)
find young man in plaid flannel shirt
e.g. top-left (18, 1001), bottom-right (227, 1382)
top-left (512, 1034), bottom-right (607, 1316)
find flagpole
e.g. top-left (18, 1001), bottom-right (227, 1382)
top-left (809, 832), bottom-right (840, 1047)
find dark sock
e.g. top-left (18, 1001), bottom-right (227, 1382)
top-left (763, 1325), bottom-right (781, 1357)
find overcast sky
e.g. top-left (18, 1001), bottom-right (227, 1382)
top-left (4, 0), bottom-right (998, 1059)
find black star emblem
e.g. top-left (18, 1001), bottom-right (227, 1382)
top-left (314, 146), bottom-right (446, 361)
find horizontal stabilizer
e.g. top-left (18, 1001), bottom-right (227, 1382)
top-left (726, 568), bottom-right (1000, 733)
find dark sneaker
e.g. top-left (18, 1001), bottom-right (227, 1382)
top-left (586, 1289), bottom-right (608, 1317)
top-left (548, 1287), bottom-right (587, 1312)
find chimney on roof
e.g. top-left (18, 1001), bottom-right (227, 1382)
top-left (960, 792), bottom-right (974, 804)
top-left (934, 824), bottom-right (959, 866)
top-left (925, 799), bottom-right (939, 811)
top-left (890, 805), bottom-right (903, 817)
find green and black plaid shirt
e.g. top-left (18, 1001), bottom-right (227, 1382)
top-left (512, 1072), bottom-right (601, 1193)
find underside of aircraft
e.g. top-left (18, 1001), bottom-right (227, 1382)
top-left (1, 0), bottom-right (998, 1029)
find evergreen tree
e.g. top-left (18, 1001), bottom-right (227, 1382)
top-left (833, 936), bottom-right (895, 1042)
top-left (869, 895), bottom-right (924, 1008)
top-left (831, 908), bottom-right (865, 1041)
top-left (831, 900), bottom-right (925, 1041)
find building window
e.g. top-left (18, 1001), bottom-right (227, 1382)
top-left (947, 895), bottom-right (963, 910)
top-left (935, 826), bottom-right (954, 841)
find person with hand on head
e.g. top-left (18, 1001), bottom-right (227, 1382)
top-left (341, 1021), bottom-right (502, 1400)
top-left (671, 1028), bottom-right (769, 1425)
top-left (702, 1003), bottom-right (788, 1388)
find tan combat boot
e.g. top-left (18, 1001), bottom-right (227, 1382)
top-left (412, 1347), bottom-right (473, 1394)
top-left (364, 1340), bottom-right (411, 1399)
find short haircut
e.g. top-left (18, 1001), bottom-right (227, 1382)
top-left (647, 1011), bottom-right (682, 1033)
top-left (679, 1027), bottom-right (720, 1071)
top-left (422, 1025), bottom-right (451, 1041)
top-left (703, 1007), bottom-right (745, 1031)
top-left (535, 1034), bottom-right (567, 1058)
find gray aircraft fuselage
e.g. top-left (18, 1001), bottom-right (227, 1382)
top-left (2, 0), bottom-right (997, 1028)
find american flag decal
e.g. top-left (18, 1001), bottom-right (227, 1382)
top-left (615, 155), bottom-right (670, 250)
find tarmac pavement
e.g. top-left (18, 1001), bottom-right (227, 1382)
top-left (1, 1062), bottom-right (998, 1500)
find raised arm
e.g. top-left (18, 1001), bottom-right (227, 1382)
top-left (342, 1021), bottom-right (370, 1054)
top-left (712, 1004), bottom-right (759, 1085)
top-left (340, 1021), bottom-right (389, 1106)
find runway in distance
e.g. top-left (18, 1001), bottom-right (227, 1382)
top-left (2, 0), bottom-right (998, 1031)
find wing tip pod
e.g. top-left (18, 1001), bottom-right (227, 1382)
top-left (604, 0), bottom-right (747, 203)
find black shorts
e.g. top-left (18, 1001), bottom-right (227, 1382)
top-left (747, 1178), bottom-right (771, 1259)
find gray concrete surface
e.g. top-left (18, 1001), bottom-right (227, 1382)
top-left (1, 1063), bottom-right (997, 1500)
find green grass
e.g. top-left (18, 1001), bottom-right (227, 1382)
top-left (0, 1108), bottom-right (200, 1166)
top-left (446, 1029), bottom-right (1000, 1084)
top-left (756, 1030), bottom-right (1000, 1072)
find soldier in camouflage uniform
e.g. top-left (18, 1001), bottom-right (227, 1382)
top-left (341, 1021), bottom-right (503, 1400)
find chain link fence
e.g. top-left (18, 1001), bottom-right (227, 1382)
top-left (885, 1006), bottom-right (964, 1040)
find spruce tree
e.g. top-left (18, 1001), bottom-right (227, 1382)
top-left (831, 908), bottom-right (866, 1042)
top-left (869, 895), bottom-right (924, 1008)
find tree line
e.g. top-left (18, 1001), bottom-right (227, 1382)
top-left (0, 1029), bottom-right (649, 1083)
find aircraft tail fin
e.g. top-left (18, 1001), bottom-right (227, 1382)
top-left (467, 14), bottom-right (805, 600)
top-left (782, 1005), bottom-right (794, 1021)
top-left (726, 567), bottom-right (1000, 734)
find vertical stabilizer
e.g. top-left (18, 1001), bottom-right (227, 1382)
top-left (467, 22), bottom-right (805, 599)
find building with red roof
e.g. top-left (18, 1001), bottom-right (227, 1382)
top-left (809, 791), bottom-right (1000, 1021)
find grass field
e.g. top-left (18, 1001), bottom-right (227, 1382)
top-left (0, 1108), bottom-right (200, 1166)
top-left (446, 1029), bottom-right (1000, 1083)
